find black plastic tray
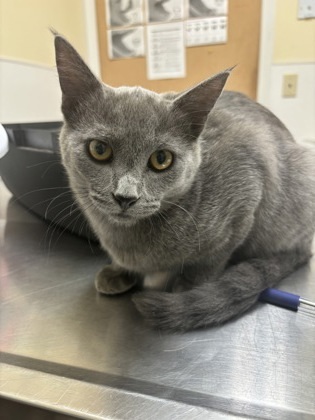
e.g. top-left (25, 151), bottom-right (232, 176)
top-left (0, 122), bottom-right (96, 241)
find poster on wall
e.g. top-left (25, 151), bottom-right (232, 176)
top-left (146, 0), bottom-right (185, 23)
top-left (188, 0), bottom-right (228, 18)
top-left (186, 16), bottom-right (227, 46)
top-left (146, 22), bottom-right (186, 79)
top-left (104, 0), bottom-right (229, 78)
top-left (106, 0), bottom-right (144, 27)
top-left (108, 27), bottom-right (145, 58)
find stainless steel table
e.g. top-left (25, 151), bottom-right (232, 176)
top-left (1, 181), bottom-right (314, 419)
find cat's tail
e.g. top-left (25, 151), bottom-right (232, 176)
top-left (132, 251), bottom-right (311, 332)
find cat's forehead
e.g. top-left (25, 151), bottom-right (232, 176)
top-left (109, 85), bottom-right (167, 115)
top-left (114, 86), bottom-right (160, 101)
top-left (99, 85), bottom-right (171, 131)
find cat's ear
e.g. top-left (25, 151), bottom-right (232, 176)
top-left (54, 34), bottom-right (103, 119)
top-left (171, 68), bottom-right (233, 138)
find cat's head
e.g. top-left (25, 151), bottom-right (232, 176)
top-left (54, 35), bottom-right (231, 226)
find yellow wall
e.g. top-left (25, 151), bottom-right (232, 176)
top-left (0, 0), bottom-right (87, 66)
top-left (273, 0), bottom-right (315, 63)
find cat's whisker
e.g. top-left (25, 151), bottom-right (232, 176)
top-left (26, 159), bottom-right (60, 169)
top-left (40, 162), bottom-right (65, 179)
top-left (70, 209), bottom-right (86, 236)
top-left (77, 216), bottom-right (96, 253)
top-left (44, 191), bottom-right (74, 218)
top-left (46, 201), bottom-right (95, 253)
top-left (162, 199), bottom-right (201, 252)
top-left (158, 210), bottom-right (182, 243)
top-left (47, 200), bottom-right (78, 227)
top-left (45, 198), bottom-right (77, 218)
top-left (27, 187), bottom-right (88, 216)
top-left (51, 208), bottom-right (89, 250)
top-left (145, 217), bottom-right (157, 258)
top-left (26, 191), bottom-right (70, 212)
top-left (11, 186), bottom-right (73, 206)
top-left (155, 213), bottom-right (171, 249)
top-left (44, 201), bottom-right (80, 248)
top-left (48, 200), bottom-right (85, 241)
top-left (90, 184), bottom-right (114, 196)
top-left (87, 226), bottom-right (96, 254)
top-left (79, 219), bottom-right (87, 236)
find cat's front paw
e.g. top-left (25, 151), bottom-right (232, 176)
top-left (95, 265), bottom-right (138, 295)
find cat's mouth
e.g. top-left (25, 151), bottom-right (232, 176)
top-left (92, 201), bottom-right (136, 224)
top-left (89, 191), bottom-right (160, 224)
top-left (110, 207), bottom-right (159, 224)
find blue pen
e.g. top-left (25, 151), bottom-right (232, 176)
top-left (259, 288), bottom-right (315, 311)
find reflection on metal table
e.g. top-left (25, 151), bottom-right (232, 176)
top-left (0, 181), bottom-right (314, 419)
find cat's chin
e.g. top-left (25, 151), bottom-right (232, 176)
top-left (108, 213), bottom-right (138, 226)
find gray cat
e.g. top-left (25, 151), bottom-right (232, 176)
top-left (54, 35), bottom-right (315, 331)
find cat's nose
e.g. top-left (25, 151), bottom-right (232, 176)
top-left (112, 193), bottom-right (139, 211)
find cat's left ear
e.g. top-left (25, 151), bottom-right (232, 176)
top-left (171, 68), bottom-right (233, 138)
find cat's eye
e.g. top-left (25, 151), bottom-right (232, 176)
top-left (88, 140), bottom-right (113, 162)
top-left (149, 150), bottom-right (173, 171)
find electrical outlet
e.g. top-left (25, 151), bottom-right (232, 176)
top-left (298, 0), bottom-right (315, 19)
top-left (283, 74), bottom-right (298, 98)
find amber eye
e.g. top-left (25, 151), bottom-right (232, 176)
top-left (88, 140), bottom-right (113, 162)
top-left (149, 150), bottom-right (173, 171)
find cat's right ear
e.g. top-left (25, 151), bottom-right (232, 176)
top-left (54, 34), bottom-right (103, 120)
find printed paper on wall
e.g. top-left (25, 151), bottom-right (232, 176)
top-left (188, 0), bottom-right (228, 18)
top-left (186, 16), bottom-right (227, 46)
top-left (146, 0), bottom-right (185, 23)
top-left (108, 27), bottom-right (145, 58)
top-left (106, 0), bottom-right (144, 27)
top-left (147, 22), bottom-right (186, 79)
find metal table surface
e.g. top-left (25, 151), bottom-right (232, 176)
top-left (0, 180), bottom-right (314, 420)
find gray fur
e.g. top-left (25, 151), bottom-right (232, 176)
top-left (54, 35), bottom-right (315, 332)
